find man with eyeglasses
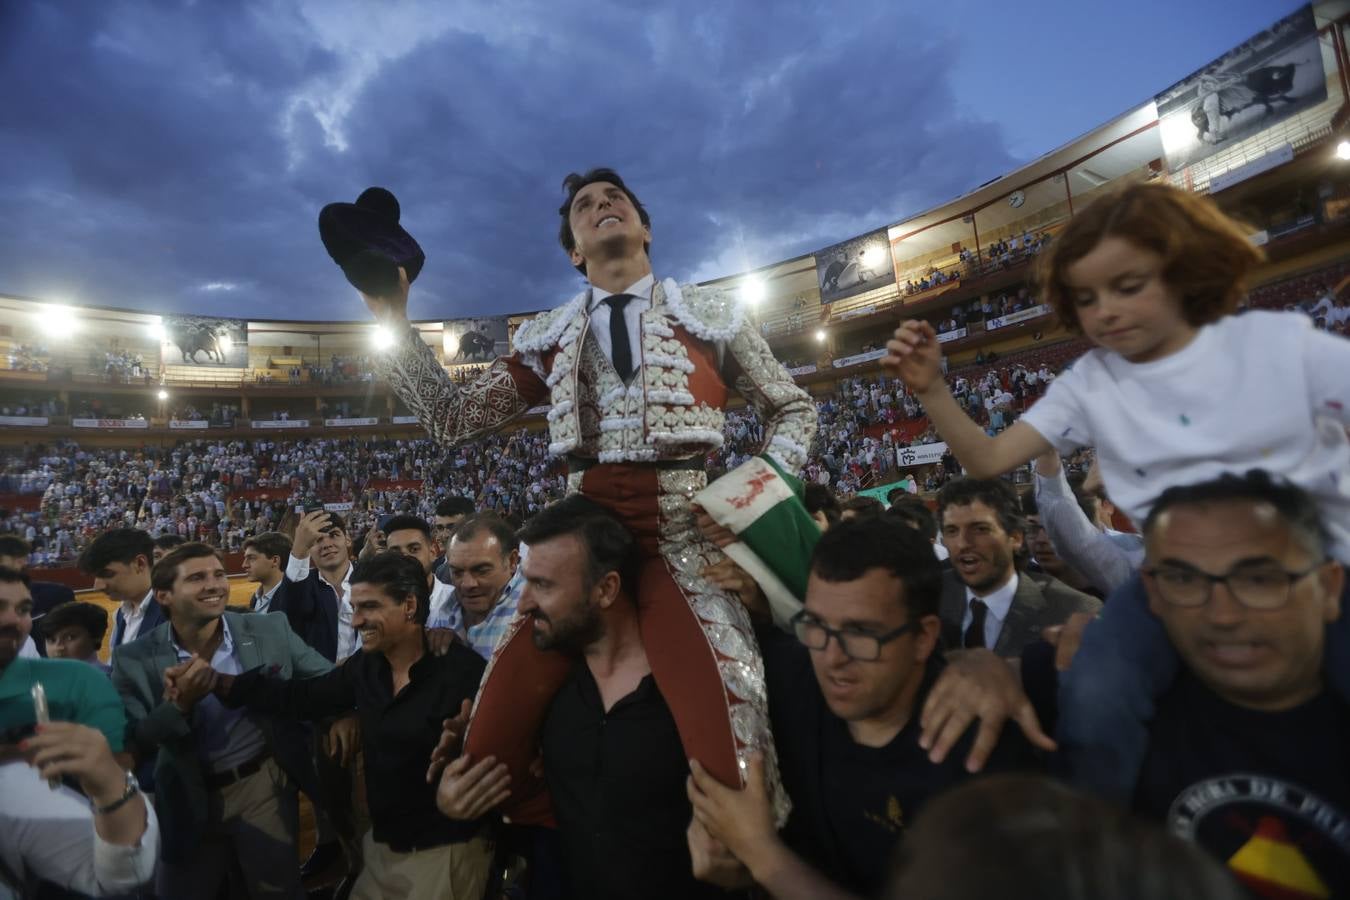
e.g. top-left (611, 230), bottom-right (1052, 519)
top-left (1129, 472), bottom-right (1350, 894)
top-left (919, 471), bottom-right (1350, 895)
top-left (686, 517), bottom-right (1039, 899)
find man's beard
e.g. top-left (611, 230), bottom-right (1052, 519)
top-left (531, 602), bottom-right (604, 653)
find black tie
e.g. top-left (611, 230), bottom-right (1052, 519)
top-left (964, 599), bottom-right (988, 649)
top-left (603, 293), bottom-right (636, 382)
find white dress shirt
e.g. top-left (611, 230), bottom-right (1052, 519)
top-left (1033, 464), bottom-right (1144, 596)
top-left (960, 572), bottom-right (1019, 649)
top-left (250, 579), bottom-right (284, 614)
top-left (0, 760), bottom-right (160, 897)
top-left (586, 273), bottom-right (655, 367)
top-left (285, 554), bottom-right (357, 660)
top-left (117, 590), bottom-right (156, 646)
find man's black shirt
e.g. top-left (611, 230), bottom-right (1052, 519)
top-left (761, 627), bottom-right (1038, 897)
top-left (1134, 672), bottom-right (1350, 898)
top-left (227, 639), bottom-right (487, 850)
top-left (541, 662), bottom-right (728, 900)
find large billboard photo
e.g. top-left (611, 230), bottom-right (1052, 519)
top-left (813, 229), bottom-right (895, 304)
top-left (1155, 5), bottom-right (1327, 172)
top-left (443, 316), bottom-right (509, 365)
top-left (161, 315), bottom-right (248, 366)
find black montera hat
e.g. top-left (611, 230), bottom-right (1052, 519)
top-left (318, 187), bottom-right (425, 297)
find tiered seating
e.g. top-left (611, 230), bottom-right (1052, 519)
top-left (1247, 261), bottom-right (1350, 311)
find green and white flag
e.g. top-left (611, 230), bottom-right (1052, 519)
top-left (695, 455), bottom-right (821, 628)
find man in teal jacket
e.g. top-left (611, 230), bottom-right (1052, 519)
top-left (112, 542), bottom-right (333, 899)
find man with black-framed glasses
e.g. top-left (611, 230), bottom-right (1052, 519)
top-left (686, 518), bottom-right (1040, 899)
top-left (1129, 474), bottom-right (1350, 893)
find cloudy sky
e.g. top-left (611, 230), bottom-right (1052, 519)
top-left (0, 0), bottom-right (1301, 321)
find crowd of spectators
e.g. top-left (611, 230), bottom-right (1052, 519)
top-left (0, 427), bottom-right (567, 568)
top-left (934, 285), bottom-right (1044, 335)
top-left (0, 396), bottom-right (64, 418)
top-left (169, 402), bottom-right (240, 425)
top-left (93, 350), bottom-right (151, 384)
top-left (903, 229), bottom-right (1054, 295)
top-left (4, 342), bottom-right (50, 372)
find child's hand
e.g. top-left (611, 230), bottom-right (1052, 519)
top-left (881, 320), bottom-right (943, 393)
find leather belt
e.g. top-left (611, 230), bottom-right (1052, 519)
top-left (204, 752), bottom-right (271, 790)
top-left (567, 455), bottom-right (706, 475)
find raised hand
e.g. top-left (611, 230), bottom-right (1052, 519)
top-left (881, 320), bottom-right (943, 394)
top-left (293, 510), bottom-right (335, 559)
top-left (360, 265), bottom-right (411, 324)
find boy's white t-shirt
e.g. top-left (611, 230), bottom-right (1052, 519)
top-left (1020, 310), bottom-right (1350, 560)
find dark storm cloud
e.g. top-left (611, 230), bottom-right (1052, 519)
top-left (0, 0), bottom-right (1017, 320)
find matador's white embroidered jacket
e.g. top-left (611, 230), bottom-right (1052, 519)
top-left (377, 278), bottom-right (817, 470)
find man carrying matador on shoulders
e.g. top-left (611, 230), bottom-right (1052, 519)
top-left (320, 170), bottom-right (816, 824)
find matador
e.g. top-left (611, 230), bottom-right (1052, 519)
top-left (344, 170), bottom-right (816, 824)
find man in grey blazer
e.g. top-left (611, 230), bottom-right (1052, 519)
top-left (936, 478), bottom-right (1100, 657)
top-left (112, 542), bottom-right (333, 899)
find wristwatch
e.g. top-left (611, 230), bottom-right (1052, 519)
top-left (92, 770), bottom-right (141, 815)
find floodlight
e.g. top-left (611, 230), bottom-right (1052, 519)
top-left (1337, 139), bottom-right (1350, 161)
top-left (741, 278), bottom-right (766, 306)
top-left (148, 318), bottom-right (167, 342)
top-left (815, 329), bottom-right (827, 343)
top-left (218, 334), bottom-right (233, 353)
top-left (372, 326), bottom-right (395, 350)
top-left (38, 304), bottom-right (79, 338)
top-left (157, 389), bottom-right (169, 401)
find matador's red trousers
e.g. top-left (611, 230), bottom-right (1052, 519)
top-left (462, 463), bottom-right (782, 827)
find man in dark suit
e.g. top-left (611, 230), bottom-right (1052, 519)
top-left (111, 542), bottom-right (331, 898)
top-left (936, 478), bottom-right (1099, 657)
top-left (78, 529), bottom-right (167, 651)
top-left (0, 535), bottom-right (75, 656)
top-left (272, 510), bottom-right (353, 663)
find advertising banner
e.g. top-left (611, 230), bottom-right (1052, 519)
top-left (786, 363), bottom-right (818, 377)
top-left (391, 415), bottom-right (421, 425)
top-left (73, 418), bottom-right (149, 429)
top-left (0, 416), bottom-right (49, 426)
top-left (985, 305), bottom-right (1049, 331)
top-left (169, 420), bottom-right (209, 430)
top-left (895, 442), bottom-right (948, 468)
top-left (814, 229), bottom-right (895, 304)
top-left (832, 348), bottom-right (888, 369)
top-left (251, 419), bottom-right (311, 429)
top-left (936, 327), bottom-right (967, 344)
top-left (323, 417), bottom-right (379, 427)
top-left (1154, 5), bottom-right (1326, 172)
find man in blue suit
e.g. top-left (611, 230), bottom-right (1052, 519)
top-left (0, 535), bottom-right (75, 657)
top-left (78, 528), bottom-right (166, 651)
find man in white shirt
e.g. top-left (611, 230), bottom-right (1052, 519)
top-left (241, 532), bottom-right (291, 614)
top-left (278, 511), bottom-right (355, 662)
top-left (1, 722), bottom-right (159, 898)
top-left (78, 529), bottom-right (165, 649)
top-left (934, 478), bottom-right (1099, 657)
